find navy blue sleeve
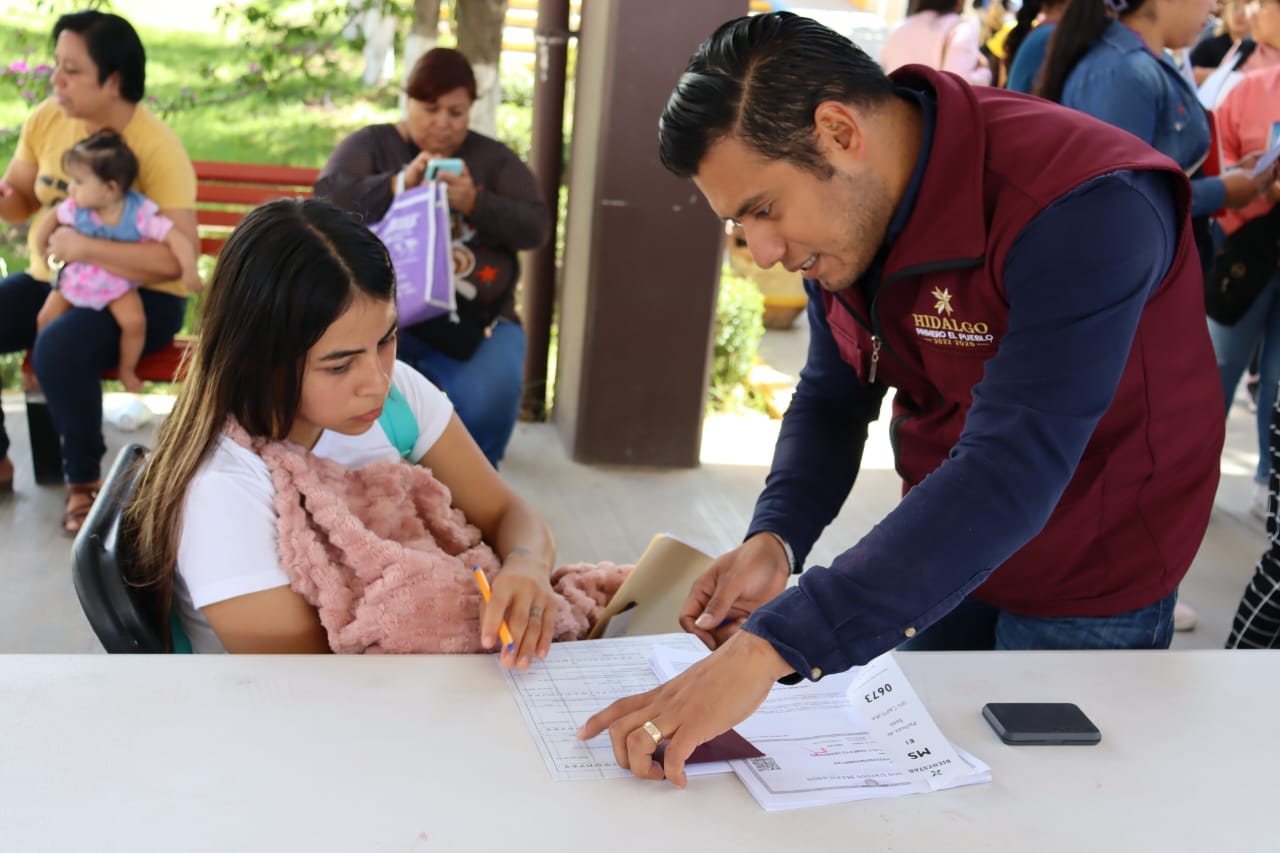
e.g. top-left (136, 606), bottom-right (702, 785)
top-left (1188, 175), bottom-right (1227, 219)
top-left (745, 281), bottom-right (886, 563)
top-left (742, 170), bottom-right (1180, 679)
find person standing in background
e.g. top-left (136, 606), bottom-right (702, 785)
top-left (1005, 0), bottom-right (1073, 92)
top-left (1202, 60), bottom-right (1280, 521)
top-left (879, 0), bottom-right (993, 84)
top-left (1191, 0), bottom-right (1252, 83)
top-left (1227, 383), bottom-right (1280, 648)
top-left (1039, 0), bottom-right (1271, 269)
top-left (1039, 0), bottom-right (1277, 630)
top-left (980, 0), bottom-right (1019, 84)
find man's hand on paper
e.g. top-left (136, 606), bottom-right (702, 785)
top-left (678, 533), bottom-right (790, 650)
top-left (576, 630), bottom-right (793, 788)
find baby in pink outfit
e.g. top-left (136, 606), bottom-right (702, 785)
top-left (33, 130), bottom-right (200, 392)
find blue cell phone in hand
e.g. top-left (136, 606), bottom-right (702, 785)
top-left (426, 158), bottom-right (464, 180)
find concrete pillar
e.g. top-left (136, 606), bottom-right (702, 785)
top-left (554, 0), bottom-right (747, 466)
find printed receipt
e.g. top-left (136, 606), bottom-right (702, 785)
top-left (649, 645), bottom-right (990, 811)
top-left (848, 653), bottom-right (972, 791)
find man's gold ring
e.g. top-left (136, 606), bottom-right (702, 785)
top-left (641, 720), bottom-right (663, 745)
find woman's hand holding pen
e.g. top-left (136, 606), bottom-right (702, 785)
top-left (483, 548), bottom-right (557, 670)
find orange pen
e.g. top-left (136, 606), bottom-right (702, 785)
top-left (472, 566), bottom-right (515, 652)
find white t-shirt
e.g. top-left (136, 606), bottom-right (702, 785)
top-left (174, 361), bottom-right (453, 653)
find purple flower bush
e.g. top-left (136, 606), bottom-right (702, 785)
top-left (3, 53), bottom-right (52, 107)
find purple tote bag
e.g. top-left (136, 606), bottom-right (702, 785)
top-left (368, 182), bottom-right (455, 326)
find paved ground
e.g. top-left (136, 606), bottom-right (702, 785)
top-left (0, 318), bottom-right (1266, 653)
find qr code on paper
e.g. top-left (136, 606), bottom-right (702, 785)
top-left (749, 756), bottom-right (781, 772)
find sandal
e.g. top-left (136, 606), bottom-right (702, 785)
top-left (63, 481), bottom-right (100, 536)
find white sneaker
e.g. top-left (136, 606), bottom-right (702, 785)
top-left (1251, 483), bottom-right (1269, 523)
top-left (1173, 601), bottom-right (1197, 632)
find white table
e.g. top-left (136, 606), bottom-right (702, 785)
top-left (2, 650), bottom-right (1273, 852)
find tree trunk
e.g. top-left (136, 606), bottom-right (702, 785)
top-left (456, 0), bottom-right (507, 137)
top-left (358, 3), bottom-right (400, 86)
top-left (400, 0), bottom-right (443, 114)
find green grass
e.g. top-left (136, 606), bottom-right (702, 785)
top-left (0, 13), bottom-right (399, 169)
top-left (0, 7), bottom-right (398, 343)
top-left (0, 4), bottom-right (403, 388)
top-left (0, 1), bottom-right (565, 395)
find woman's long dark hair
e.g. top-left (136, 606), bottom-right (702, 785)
top-left (1005, 0), bottom-right (1050, 74)
top-left (1037, 0), bottom-right (1150, 101)
top-left (122, 199), bottom-right (395, 644)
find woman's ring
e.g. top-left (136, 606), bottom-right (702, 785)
top-left (529, 605), bottom-right (544, 619)
top-left (641, 720), bottom-right (663, 745)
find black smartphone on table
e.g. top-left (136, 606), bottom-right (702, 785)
top-left (982, 702), bottom-right (1101, 746)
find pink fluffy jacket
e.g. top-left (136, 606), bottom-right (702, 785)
top-left (225, 420), bottom-right (631, 653)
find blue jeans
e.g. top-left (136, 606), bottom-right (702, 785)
top-left (1208, 267), bottom-right (1280, 484)
top-left (0, 272), bottom-right (186, 483)
top-left (397, 318), bottom-right (525, 466)
top-left (897, 591), bottom-right (1177, 651)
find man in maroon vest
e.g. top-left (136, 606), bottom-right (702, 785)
top-left (579, 12), bottom-right (1223, 785)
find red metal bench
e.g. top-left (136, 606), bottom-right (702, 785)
top-left (25, 161), bottom-right (320, 484)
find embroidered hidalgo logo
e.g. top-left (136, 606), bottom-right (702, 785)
top-left (911, 286), bottom-right (996, 349)
top-left (932, 287), bottom-right (953, 315)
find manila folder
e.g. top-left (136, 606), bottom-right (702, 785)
top-left (587, 535), bottom-right (713, 639)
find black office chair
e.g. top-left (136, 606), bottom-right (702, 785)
top-left (71, 443), bottom-right (175, 652)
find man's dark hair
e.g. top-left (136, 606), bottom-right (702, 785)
top-left (54, 11), bottom-right (146, 103)
top-left (658, 12), bottom-right (895, 179)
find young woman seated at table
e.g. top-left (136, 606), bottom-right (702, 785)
top-left (122, 199), bottom-right (557, 662)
